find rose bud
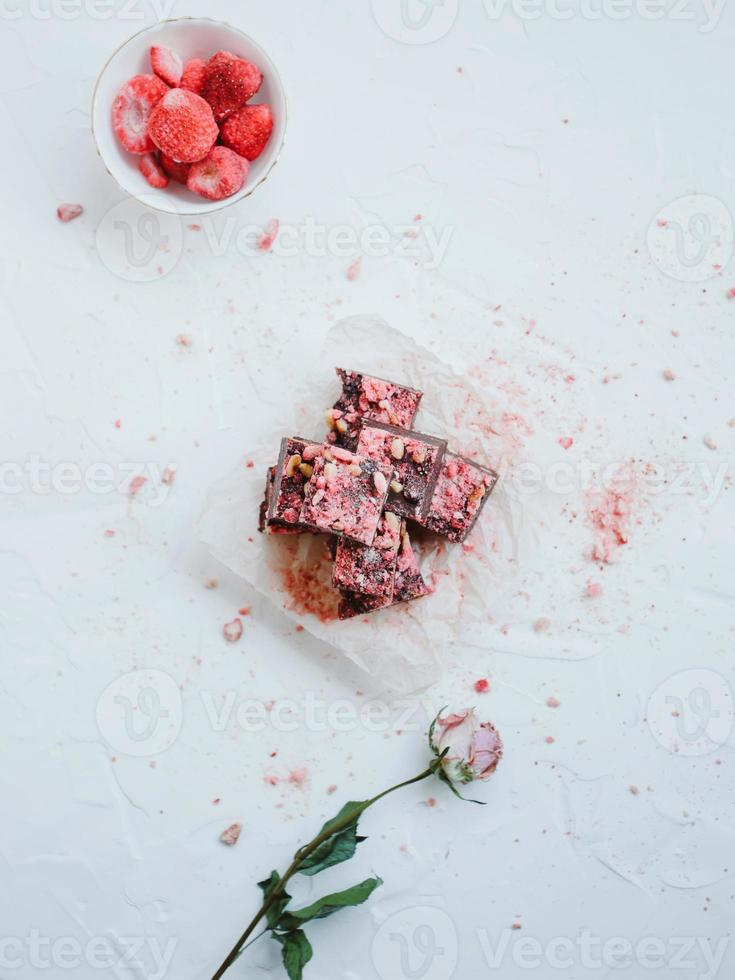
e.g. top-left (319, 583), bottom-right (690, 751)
top-left (429, 709), bottom-right (503, 801)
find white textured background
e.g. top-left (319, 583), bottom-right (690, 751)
top-left (1, 1), bottom-right (734, 979)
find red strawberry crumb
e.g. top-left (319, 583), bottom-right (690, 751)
top-left (545, 736), bottom-right (555, 744)
top-left (295, 624), bottom-right (304, 633)
top-left (129, 475), bottom-right (147, 497)
top-left (104, 530), bottom-right (115, 538)
top-left (474, 678), bottom-right (490, 693)
top-left (175, 332), bottom-right (193, 346)
top-left (160, 154), bottom-right (191, 184)
top-left (558, 436), bottom-right (573, 450)
top-left (219, 823), bottom-right (242, 846)
top-left (512, 923), bottom-right (523, 931)
top-left (161, 467), bottom-right (177, 485)
top-left (546, 696), bottom-right (561, 709)
top-left (57, 203), bottom-right (83, 222)
top-left (139, 152), bottom-right (169, 189)
top-left (288, 767), bottom-right (309, 789)
top-left (180, 58), bottom-right (207, 94)
top-left (187, 146), bottom-right (249, 201)
top-left (147, 89), bottom-right (218, 163)
top-left (112, 74), bottom-right (169, 154)
top-left (202, 50), bottom-right (263, 122)
top-left (426, 796), bottom-right (437, 807)
top-left (205, 578), bottom-right (219, 589)
top-left (150, 45), bottom-right (183, 87)
top-left (259, 218), bottom-right (279, 251)
top-left (220, 103), bottom-right (274, 160)
top-left (212, 798), bottom-right (221, 805)
top-left (114, 419), bottom-right (122, 429)
top-left (662, 368), bottom-right (676, 381)
top-left (238, 606), bottom-right (251, 616)
top-left (534, 618), bottom-right (551, 633)
top-left (586, 581), bottom-right (603, 598)
top-left (223, 618), bottom-right (243, 643)
top-left (728, 288), bottom-right (735, 298)
top-left (327, 784), bottom-right (337, 794)
top-left (264, 774), bottom-right (279, 786)
top-left (346, 257), bottom-right (363, 281)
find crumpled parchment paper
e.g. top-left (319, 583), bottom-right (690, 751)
top-left (200, 316), bottom-right (526, 691)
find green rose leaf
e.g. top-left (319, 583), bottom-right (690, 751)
top-left (273, 929), bottom-right (313, 980)
top-left (318, 800), bottom-right (367, 838)
top-left (258, 870), bottom-right (292, 928)
top-left (298, 825), bottom-right (367, 877)
top-left (278, 876), bottom-right (383, 930)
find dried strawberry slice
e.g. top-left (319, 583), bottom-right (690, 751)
top-left (160, 153), bottom-right (191, 184)
top-left (139, 152), bottom-right (169, 189)
top-left (220, 104), bottom-right (274, 161)
top-left (150, 45), bottom-right (183, 87)
top-left (112, 74), bottom-right (168, 154)
top-left (180, 58), bottom-right (207, 95)
top-left (202, 50), bottom-right (263, 122)
top-left (187, 146), bottom-right (249, 201)
top-left (147, 88), bottom-right (218, 164)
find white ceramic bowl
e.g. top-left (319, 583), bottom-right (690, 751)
top-left (92, 18), bottom-right (286, 215)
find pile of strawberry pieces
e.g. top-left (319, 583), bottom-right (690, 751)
top-left (112, 45), bottom-right (274, 201)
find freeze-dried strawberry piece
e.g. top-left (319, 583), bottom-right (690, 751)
top-left (187, 146), bottom-right (249, 201)
top-left (57, 203), bottom-right (83, 222)
top-left (202, 50), bottom-right (263, 122)
top-left (139, 152), bottom-right (169, 189)
top-left (150, 45), bottom-right (183, 87)
top-left (160, 153), bottom-right (191, 184)
top-left (220, 103), bottom-right (274, 161)
top-left (180, 58), bottom-right (207, 94)
top-left (147, 88), bottom-right (218, 163)
top-left (112, 74), bottom-right (169, 154)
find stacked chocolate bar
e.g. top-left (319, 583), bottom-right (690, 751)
top-left (259, 369), bottom-right (499, 619)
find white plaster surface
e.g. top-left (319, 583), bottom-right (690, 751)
top-left (1, 2), bottom-right (734, 979)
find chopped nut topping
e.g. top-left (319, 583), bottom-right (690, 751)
top-left (411, 448), bottom-right (427, 464)
top-left (335, 419), bottom-right (348, 434)
top-left (324, 462), bottom-right (337, 481)
top-left (285, 453), bottom-right (302, 478)
top-left (322, 448), bottom-right (333, 461)
top-left (298, 462), bottom-right (314, 479)
top-left (384, 512), bottom-right (401, 532)
top-left (390, 480), bottom-right (404, 494)
top-left (373, 470), bottom-right (388, 495)
top-left (332, 521), bottom-right (344, 531)
top-left (390, 438), bottom-right (405, 460)
top-left (325, 410), bottom-right (337, 431)
top-left (349, 464), bottom-right (362, 476)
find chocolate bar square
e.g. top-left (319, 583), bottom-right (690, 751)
top-left (268, 436), bottom-right (320, 528)
top-left (356, 420), bottom-right (447, 522)
top-left (327, 368), bottom-right (423, 450)
top-left (299, 445), bottom-right (393, 546)
top-left (333, 511), bottom-right (402, 597)
top-left (423, 452), bottom-right (499, 543)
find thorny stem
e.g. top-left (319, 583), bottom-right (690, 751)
top-left (210, 760), bottom-right (442, 980)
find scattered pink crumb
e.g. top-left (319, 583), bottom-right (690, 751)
top-left (104, 529), bottom-right (115, 538)
top-left (205, 578), bottom-right (219, 590)
top-left (176, 333), bottom-right (193, 347)
top-left (413, 213), bottom-right (423, 222)
top-left (587, 488), bottom-right (632, 563)
top-left (327, 784), bottom-right (337, 795)
top-left (114, 419), bottom-right (122, 429)
top-left (259, 218), bottom-right (279, 251)
top-left (545, 736), bottom-right (555, 744)
top-left (223, 618), bottom-right (244, 643)
top-left (546, 697), bottom-right (561, 709)
top-left (346, 256), bottom-right (363, 281)
top-left (295, 624), bottom-right (304, 632)
top-left (703, 434), bottom-right (717, 451)
top-left (474, 678), bottom-right (490, 694)
top-left (426, 796), bottom-right (437, 807)
top-left (662, 368), bottom-right (676, 381)
top-left (558, 437), bottom-right (573, 450)
top-left (57, 203), bottom-right (83, 222)
top-left (188, 223), bottom-right (201, 231)
top-left (238, 606), bottom-right (251, 616)
top-left (657, 218), bottom-right (668, 228)
top-left (586, 581), bottom-right (603, 598)
top-left (245, 460), bottom-right (255, 469)
top-left (161, 466), bottom-right (177, 485)
top-left (534, 618), bottom-right (551, 633)
top-left (511, 923), bottom-right (523, 931)
top-left (264, 774), bottom-right (279, 786)
top-left (149, 760), bottom-right (157, 769)
top-left (129, 475), bottom-right (147, 497)
top-left (728, 419), bottom-right (735, 428)
top-left (220, 823), bottom-right (242, 846)
top-left (629, 786), bottom-right (640, 796)
top-left (212, 798), bottom-right (221, 805)
top-left (728, 288), bottom-right (735, 298)
top-left (288, 767), bottom-right (309, 789)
